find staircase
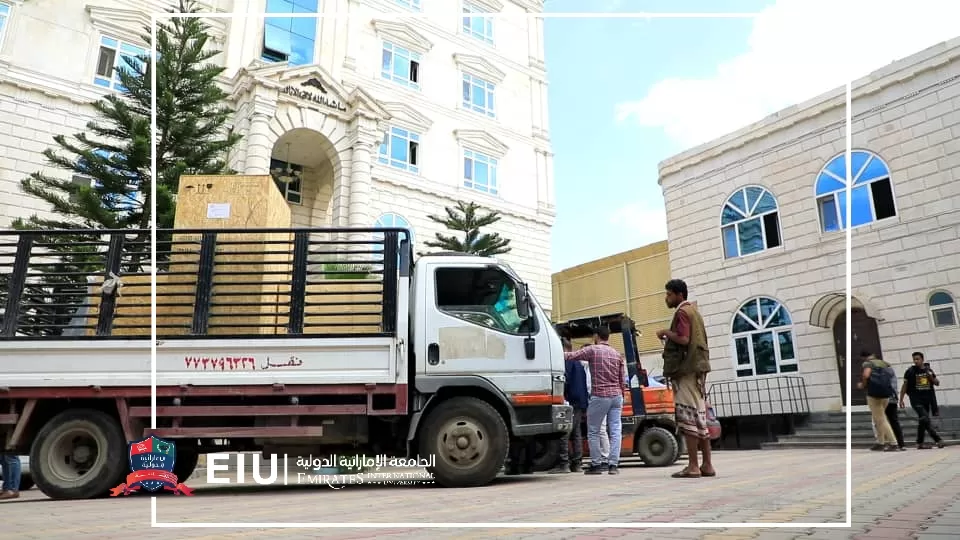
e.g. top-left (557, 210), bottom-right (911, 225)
top-left (762, 410), bottom-right (960, 449)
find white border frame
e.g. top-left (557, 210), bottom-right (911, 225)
top-left (150, 10), bottom-right (853, 530)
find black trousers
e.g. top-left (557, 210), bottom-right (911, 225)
top-left (912, 400), bottom-right (942, 444)
top-left (883, 402), bottom-right (905, 448)
top-left (558, 408), bottom-right (585, 466)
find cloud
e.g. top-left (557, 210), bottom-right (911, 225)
top-left (615, 0), bottom-right (960, 149)
top-left (609, 200), bottom-right (668, 245)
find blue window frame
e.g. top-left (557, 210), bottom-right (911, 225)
top-left (378, 126), bottom-right (420, 173)
top-left (815, 150), bottom-right (897, 232)
top-left (462, 2), bottom-right (494, 43)
top-left (463, 149), bottom-right (498, 195)
top-left (269, 158), bottom-right (303, 204)
top-left (74, 150), bottom-right (142, 212)
top-left (94, 36), bottom-right (146, 92)
top-left (720, 186), bottom-right (781, 259)
top-left (381, 42), bottom-right (420, 89)
top-left (462, 73), bottom-right (495, 117)
top-left (374, 212), bottom-right (415, 257)
top-left (394, 0), bottom-right (421, 10)
top-left (731, 297), bottom-right (797, 378)
top-left (0, 3), bottom-right (11, 47)
top-left (262, 0), bottom-right (317, 66)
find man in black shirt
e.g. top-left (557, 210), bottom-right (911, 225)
top-left (899, 351), bottom-right (944, 449)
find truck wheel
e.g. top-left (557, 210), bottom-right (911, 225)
top-left (173, 448), bottom-right (199, 482)
top-left (29, 409), bottom-right (127, 500)
top-left (637, 426), bottom-right (679, 467)
top-left (418, 397), bottom-right (508, 488)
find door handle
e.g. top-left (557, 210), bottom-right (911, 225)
top-left (427, 343), bottom-right (440, 366)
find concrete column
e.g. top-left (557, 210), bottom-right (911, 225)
top-left (346, 139), bottom-right (374, 228)
top-left (244, 114), bottom-right (274, 175)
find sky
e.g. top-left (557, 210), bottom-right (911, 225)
top-left (542, 0), bottom-right (960, 272)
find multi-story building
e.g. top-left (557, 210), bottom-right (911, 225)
top-left (551, 240), bottom-right (674, 372)
top-left (659, 38), bottom-right (960, 418)
top-left (0, 0), bottom-right (556, 311)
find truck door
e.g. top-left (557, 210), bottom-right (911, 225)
top-left (420, 263), bottom-right (551, 394)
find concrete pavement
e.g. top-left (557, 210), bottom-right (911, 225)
top-left (2, 448), bottom-right (958, 539)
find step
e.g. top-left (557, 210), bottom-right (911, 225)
top-left (763, 439), bottom-right (960, 450)
top-left (787, 430), bottom-right (888, 439)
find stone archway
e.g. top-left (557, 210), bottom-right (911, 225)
top-left (269, 127), bottom-right (338, 228)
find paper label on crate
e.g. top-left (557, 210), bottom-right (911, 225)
top-left (206, 202), bottom-right (231, 219)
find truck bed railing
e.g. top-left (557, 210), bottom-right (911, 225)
top-left (0, 227), bottom-right (409, 341)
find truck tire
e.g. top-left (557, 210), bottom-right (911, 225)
top-left (173, 448), bottom-right (199, 482)
top-left (29, 409), bottom-right (127, 500)
top-left (533, 439), bottom-right (561, 472)
top-left (637, 426), bottom-right (679, 467)
top-left (418, 397), bottom-right (509, 488)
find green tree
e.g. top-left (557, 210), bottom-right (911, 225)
top-left (424, 200), bottom-right (512, 257)
top-left (2, 0), bottom-right (240, 336)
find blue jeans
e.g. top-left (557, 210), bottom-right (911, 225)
top-left (1, 454), bottom-right (20, 491)
top-left (586, 395), bottom-right (623, 467)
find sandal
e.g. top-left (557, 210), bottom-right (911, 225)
top-left (700, 468), bottom-right (717, 477)
top-left (671, 468), bottom-right (702, 478)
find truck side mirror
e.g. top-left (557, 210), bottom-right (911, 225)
top-left (523, 337), bottom-right (536, 360)
top-left (515, 282), bottom-right (530, 319)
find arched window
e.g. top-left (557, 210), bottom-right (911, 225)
top-left (373, 212), bottom-right (415, 253)
top-left (720, 186), bottom-right (782, 259)
top-left (929, 291), bottom-right (958, 328)
top-left (731, 296), bottom-right (797, 377)
top-left (815, 150), bottom-right (897, 232)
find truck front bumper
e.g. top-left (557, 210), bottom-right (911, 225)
top-left (513, 404), bottom-right (574, 438)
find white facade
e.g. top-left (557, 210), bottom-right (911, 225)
top-left (0, 0), bottom-right (556, 310)
top-left (659, 39), bottom-right (960, 414)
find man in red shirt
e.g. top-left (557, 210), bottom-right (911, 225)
top-left (563, 326), bottom-right (629, 475)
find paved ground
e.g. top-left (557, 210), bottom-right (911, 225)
top-left (3, 448), bottom-right (959, 539)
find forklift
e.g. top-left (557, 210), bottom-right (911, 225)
top-left (534, 313), bottom-right (685, 469)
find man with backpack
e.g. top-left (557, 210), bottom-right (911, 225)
top-left (857, 350), bottom-right (898, 452)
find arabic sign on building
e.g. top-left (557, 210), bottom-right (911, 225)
top-left (280, 77), bottom-right (347, 112)
top-left (183, 355), bottom-right (304, 371)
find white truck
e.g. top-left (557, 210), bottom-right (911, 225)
top-left (0, 226), bottom-right (572, 499)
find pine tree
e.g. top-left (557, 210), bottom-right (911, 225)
top-left (2, 0), bottom-right (240, 336)
top-left (424, 200), bottom-right (512, 257)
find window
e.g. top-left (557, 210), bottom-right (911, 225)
top-left (731, 297), bottom-right (797, 377)
top-left (374, 212), bottom-right (414, 247)
top-left (462, 2), bottom-right (494, 43)
top-left (929, 291), bottom-right (958, 328)
top-left (435, 267), bottom-right (534, 335)
top-left (462, 73), bottom-right (496, 117)
top-left (0, 3), bottom-right (10, 47)
top-left (379, 126), bottom-right (420, 173)
top-left (94, 36), bottom-right (146, 91)
top-left (381, 42), bottom-right (420, 89)
top-left (74, 150), bottom-right (142, 212)
top-left (463, 149), bottom-right (498, 195)
top-left (262, 0), bottom-right (317, 66)
top-left (270, 158), bottom-right (303, 204)
top-left (720, 186), bottom-right (782, 259)
top-left (816, 150), bottom-right (897, 232)
top-left (394, 0), bottom-right (421, 9)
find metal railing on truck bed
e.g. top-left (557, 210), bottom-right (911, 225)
top-left (0, 227), bottom-right (410, 341)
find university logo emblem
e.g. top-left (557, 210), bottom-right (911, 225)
top-left (110, 435), bottom-right (193, 496)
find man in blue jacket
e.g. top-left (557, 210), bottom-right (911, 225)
top-left (551, 338), bottom-right (589, 473)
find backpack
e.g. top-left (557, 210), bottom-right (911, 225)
top-left (867, 364), bottom-right (895, 399)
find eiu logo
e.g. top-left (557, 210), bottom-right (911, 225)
top-left (301, 78), bottom-right (327, 93)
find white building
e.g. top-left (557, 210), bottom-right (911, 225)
top-left (0, 0), bottom-right (556, 311)
top-left (659, 39), bottom-right (960, 415)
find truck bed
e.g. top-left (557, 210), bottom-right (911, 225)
top-left (0, 336), bottom-right (400, 387)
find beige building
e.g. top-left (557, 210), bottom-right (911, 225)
top-left (551, 240), bottom-right (674, 373)
top-left (659, 38), bottom-right (960, 415)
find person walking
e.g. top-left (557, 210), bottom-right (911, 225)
top-left (858, 351), bottom-right (898, 452)
top-left (658, 279), bottom-right (715, 478)
top-left (0, 454), bottom-right (21, 500)
top-left (551, 338), bottom-right (587, 473)
top-left (899, 351), bottom-right (945, 449)
top-left (882, 365), bottom-right (907, 451)
top-left (563, 327), bottom-right (628, 475)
